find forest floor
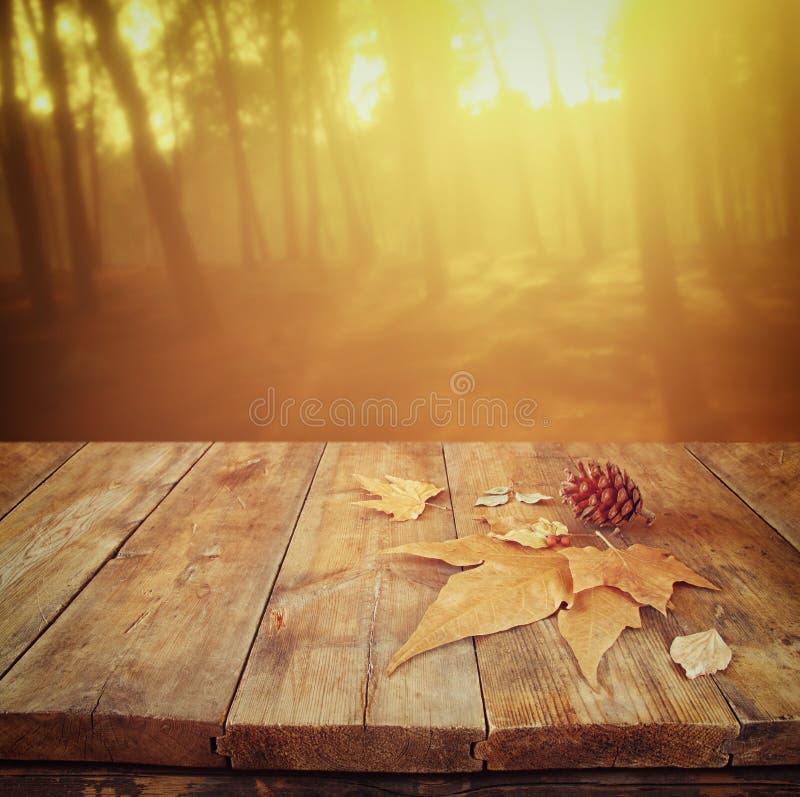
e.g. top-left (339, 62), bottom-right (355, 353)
top-left (0, 245), bottom-right (798, 441)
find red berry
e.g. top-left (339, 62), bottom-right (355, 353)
top-left (560, 536), bottom-right (571, 546)
top-left (546, 534), bottom-right (559, 547)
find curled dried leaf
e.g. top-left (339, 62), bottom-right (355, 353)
top-left (475, 493), bottom-right (510, 507)
top-left (516, 492), bottom-right (553, 504)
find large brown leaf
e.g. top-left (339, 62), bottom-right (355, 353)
top-left (383, 535), bottom-right (572, 675)
top-left (557, 586), bottom-right (642, 688)
top-left (558, 543), bottom-right (718, 614)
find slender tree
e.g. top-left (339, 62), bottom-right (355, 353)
top-left (299, 31), bottom-right (322, 265)
top-left (377, 0), bottom-right (444, 292)
top-left (267, 0), bottom-right (299, 259)
top-left (473, 1), bottom-right (543, 254)
top-left (34, 0), bottom-right (98, 309)
top-left (81, 0), bottom-right (214, 323)
top-left (0, 0), bottom-right (55, 319)
top-left (617, 0), bottom-right (715, 437)
top-left (777, 0), bottom-right (800, 247)
top-left (296, 0), bottom-right (374, 263)
top-left (532, 7), bottom-right (600, 259)
top-left (200, 0), bottom-right (269, 268)
top-left (81, 15), bottom-right (102, 268)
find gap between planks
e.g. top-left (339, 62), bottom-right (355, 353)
top-left (0, 443), bottom-right (326, 768)
top-left (218, 442), bottom-right (328, 752)
top-left (217, 442), bottom-right (486, 772)
top-left (684, 443), bottom-right (800, 554)
top-left (0, 442), bottom-right (86, 523)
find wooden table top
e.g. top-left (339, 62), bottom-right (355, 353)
top-left (0, 442), bottom-right (798, 776)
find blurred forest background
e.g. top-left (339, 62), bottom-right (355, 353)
top-left (0, 0), bottom-right (798, 440)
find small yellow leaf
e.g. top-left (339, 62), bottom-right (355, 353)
top-left (670, 628), bottom-right (732, 679)
top-left (353, 474), bottom-right (445, 521)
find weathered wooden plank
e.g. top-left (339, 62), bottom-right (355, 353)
top-left (0, 442), bottom-right (83, 520)
top-left (687, 443), bottom-right (800, 552)
top-left (444, 442), bottom-right (740, 770)
top-left (564, 443), bottom-right (800, 767)
top-left (217, 442), bottom-right (485, 772)
top-left (2, 764), bottom-right (800, 797)
top-left (0, 442), bottom-right (324, 767)
top-left (0, 442), bottom-right (207, 676)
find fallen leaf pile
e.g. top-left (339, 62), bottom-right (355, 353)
top-left (670, 628), bottom-right (732, 678)
top-left (384, 531), bottom-right (719, 686)
top-left (353, 474), bottom-right (445, 521)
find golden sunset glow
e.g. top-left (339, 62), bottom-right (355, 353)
top-left (348, 0), bottom-right (621, 122)
top-left (2, 0), bottom-right (798, 444)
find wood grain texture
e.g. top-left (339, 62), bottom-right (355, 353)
top-left (0, 442), bottom-right (82, 520)
top-left (564, 443), bottom-right (800, 767)
top-left (1, 764), bottom-right (800, 797)
top-left (444, 442), bottom-right (740, 771)
top-left (0, 442), bottom-right (207, 675)
top-left (687, 443), bottom-right (800, 552)
top-left (218, 442), bottom-right (485, 772)
top-left (0, 443), bottom-right (323, 767)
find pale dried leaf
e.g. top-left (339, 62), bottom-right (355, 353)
top-left (670, 629), bottom-right (732, 679)
top-left (353, 474), bottom-right (445, 521)
top-left (490, 528), bottom-right (548, 549)
top-left (516, 492), bottom-right (553, 504)
top-left (558, 586), bottom-right (642, 688)
top-left (478, 514), bottom-right (533, 534)
top-left (483, 486), bottom-right (511, 495)
top-left (475, 493), bottom-right (510, 507)
top-left (479, 515), bottom-right (567, 544)
top-left (530, 517), bottom-right (568, 537)
top-left (558, 543), bottom-right (718, 614)
top-left (384, 536), bottom-right (573, 674)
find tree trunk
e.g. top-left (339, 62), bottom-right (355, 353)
top-left (82, 0), bottom-right (214, 324)
top-left (268, 0), bottom-right (299, 260)
top-left (300, 44), bottom-right (322, 265)
top-left (474, 2), bottom-right (542, 254)
top-left (206, 0), bottom-right (269, 268)
top-left (0, 0), bottom-right (55, 320)
top-left (82, 16), bottom-right (103, 268)
top-left (295, 1), bottom-right (373, 264)
top-left (39, 0), bottom-right (97, 310)
top-left (377, 0), bottom-right (443, 293)
top-left (778, 0), bottom-right (800, 248)
top-left (620, 1), bottom-right (715, 438)
top-left (532, 9), bottom-right (600, 259)
top-left (155, 0), bottom-right (182, 198)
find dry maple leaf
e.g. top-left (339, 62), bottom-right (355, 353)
top-left (557, 586), bottom-right (642, 688)
top-left (670, 628), bottom-right (732, 679)
top-left (558, 541), bottom-right (718, 614)
top-left (353, 474), bottom-right (445, 521)
top-left (383, 535), bottom-right (572, 674)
